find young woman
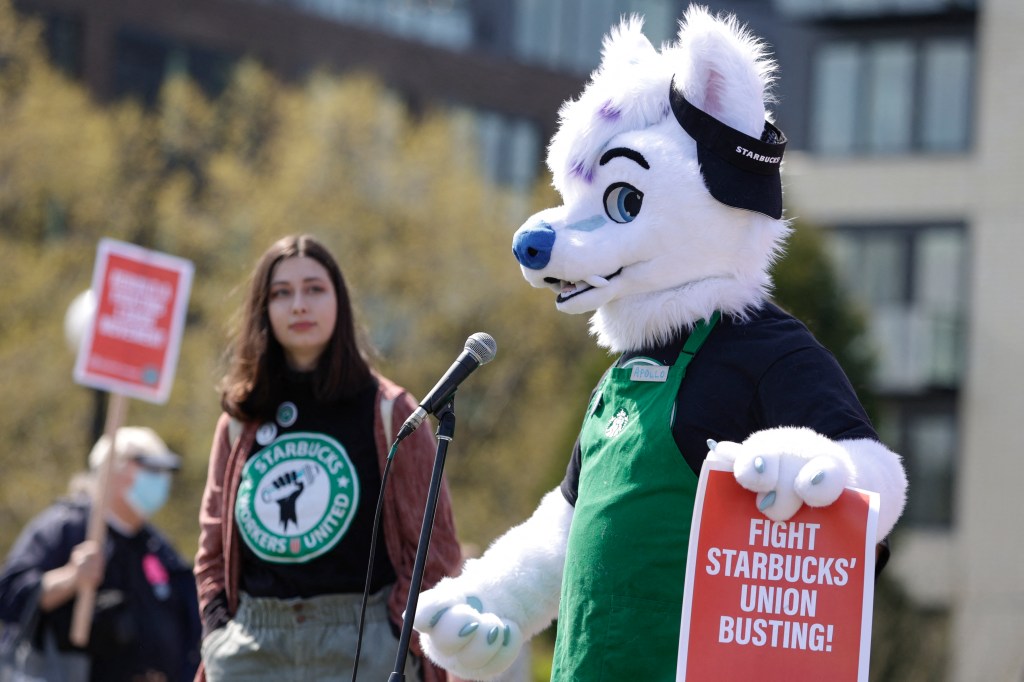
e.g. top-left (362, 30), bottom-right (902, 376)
top-left (193, 234), bottom-right (462, 682)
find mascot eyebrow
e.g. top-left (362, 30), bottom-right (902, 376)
top-left (599, 147), bottom-right (650, 169)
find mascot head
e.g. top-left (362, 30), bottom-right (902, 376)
top-left (512, 5), bottom-right (791, 352)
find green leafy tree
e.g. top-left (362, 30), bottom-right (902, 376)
top-left (771, 220), bottom-right (878, 419)
top-left (0, 1), bottom-right (604, 556)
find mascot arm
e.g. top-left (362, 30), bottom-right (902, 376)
top-left (414, 487), bottom-right (572, 680)
top-left (709, 427), bottom-right (908, 542)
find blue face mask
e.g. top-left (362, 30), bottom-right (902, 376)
top-left (126, 469), bottom-right (172, 518)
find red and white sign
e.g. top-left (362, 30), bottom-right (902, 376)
top-left (73, 239), bottom-right (193, 404)
top-left (677, 459), bottom-right (878, 682)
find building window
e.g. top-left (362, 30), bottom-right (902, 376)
top-left (810, 35), bottom-right (973, 156)
top-left (827, 223), bottom-right (967, 527)
top-left (450, 107), bottom-right (541, 191)
top-left (811, 35), bottom-right (970, 156)
top-left (920, 38), bottom-right (973, 152)
top-left (114, 30), bottom-right (236, 105)
top-left (39, 13), bottom-right (83, 79)
top-left (774, 0), bottom-right (976, 18)
top-left (828, 224), bottom-right (967, 391)
top-left (290, 0), bottom-right (473, 49)
top-left (514, 0), bottom-right (675, 74)
top-left (898, 404), bottom-right (957, 527)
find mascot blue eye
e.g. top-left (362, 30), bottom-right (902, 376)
top-left (603, 183), bottom-right (643, 224)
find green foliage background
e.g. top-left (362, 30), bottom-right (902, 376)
top-left (0, 2), bottom-right (608, 557)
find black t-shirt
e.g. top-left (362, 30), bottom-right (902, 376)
top-left (236, 373), bottom-right (396, 599)
top-left (561, 302), bottom-right (879, 504)
top-left (82, 525), bottom-right (198, 681)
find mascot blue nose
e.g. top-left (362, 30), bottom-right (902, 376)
top-left (512, 223), bottom-right (555, 270)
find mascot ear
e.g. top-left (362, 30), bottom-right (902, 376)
top-left (674, 5), bottom-right (774, 137)
top-left (597, 15), bottom-right (659, 74)
top-left (672, 6), bottom-right (787, 219)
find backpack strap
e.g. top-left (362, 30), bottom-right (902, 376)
top-left (380, 395), bottom-right (397, 445)
top-left (228, 417), bottom-right (243, 449)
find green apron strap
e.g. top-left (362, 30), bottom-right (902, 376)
top-left (680, 310), bottom-right (720, 359)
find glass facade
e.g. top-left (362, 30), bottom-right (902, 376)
top-left (920, 38), bottom-right (973, 152)
top-left (828, 224), bottom-right (967, 390)
top-left (903, 407), bottom-right (957, 526)
top-left (39, 13), bottom-right (83, 79)
top-left (289, 0), bottom-right (474, 49)
top-left (291, 0), bottom-right (679, 74)
top-left (827, 224), bottom-right (967, 526)
top-left (114, 30), bottom-right (237, 105)
top-left (450, 107), bottom-right (541, 191)
top-left (811, 35), bottom-right (973, 156)
top-left (775, 0), bottom-right (976, 18)
top-left (514, 0), bottom-right (675, 73)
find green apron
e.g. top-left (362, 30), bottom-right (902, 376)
top-left (551, 314), bottom-right (718, 681)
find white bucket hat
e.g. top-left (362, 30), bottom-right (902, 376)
top-left (88, 426), bottom-right (181, 471)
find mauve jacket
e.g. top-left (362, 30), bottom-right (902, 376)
top-left (193, 374), bottom-right (463, 682)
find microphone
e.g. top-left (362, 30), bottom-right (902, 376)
top-left (396, 332), bottom-right (497, 441)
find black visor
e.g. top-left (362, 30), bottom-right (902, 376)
top-left (669, 80), bottom-right (787, 219)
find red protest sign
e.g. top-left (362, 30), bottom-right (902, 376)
top-left (73, 239), bottom-right (193, 404)
top-left (677, 459), bottom-right (878, 682)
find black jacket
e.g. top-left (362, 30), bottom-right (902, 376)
top-left (0, 496), bottom-right (201, 682)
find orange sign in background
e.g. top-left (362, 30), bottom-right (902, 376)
top-left (677, 460), bottom-right (878, 682)
top-left (73, 239), bottom-right (193, 404)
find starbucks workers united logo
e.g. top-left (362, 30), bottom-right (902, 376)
top-left (235, 432), bottom-right (360, 563)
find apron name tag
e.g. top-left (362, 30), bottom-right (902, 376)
top-left (629, 365), bottom-right (669, 382)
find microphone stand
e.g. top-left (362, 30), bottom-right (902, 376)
top-left (389, 397), bottom-right (456, 681)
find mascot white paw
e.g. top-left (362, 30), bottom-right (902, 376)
top-left (709, 426), bottom-right (906, 541)
top-left (414, 489), bottom-right (572, 680)
top-left (413, 591), bottom-right (523, 680)
top-left (709, 427), bottom-right (853, 517)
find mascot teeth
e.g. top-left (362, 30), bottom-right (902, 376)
top-left (560, 281), bottom-right (585, 296)
top-left (557, 270), bottom-right (620, 301)
top-left (555, 268), bottom-right (624, 297)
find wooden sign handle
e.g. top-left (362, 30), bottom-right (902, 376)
top-left (69, 391), bottom-right (129, 647)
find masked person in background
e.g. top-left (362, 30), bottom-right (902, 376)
top-left (0, 426), bottom-right (201, 682)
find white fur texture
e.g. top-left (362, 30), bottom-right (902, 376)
top-left (709, 427), bottom-right (908, 541)
top-left (836, 436), bottom-right (909, 541)
top-left (415, 488), bottom-right (572, 680)
top-left (518, 6), bottom-right (789, 352)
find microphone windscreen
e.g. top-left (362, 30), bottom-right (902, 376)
top-left (465, 332), bottom-right (497, 365)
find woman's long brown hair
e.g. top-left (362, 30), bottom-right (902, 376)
top-left (219, 234), bottom-right (374, 421)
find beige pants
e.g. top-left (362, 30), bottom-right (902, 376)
top-left (201, 588), bottom-right (419, 682)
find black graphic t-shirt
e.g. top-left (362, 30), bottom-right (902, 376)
top-left (236, 373), bottom-right (396, 599)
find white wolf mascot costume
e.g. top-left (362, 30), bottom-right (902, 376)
top-left (414, 6), bottom-right (908, 680)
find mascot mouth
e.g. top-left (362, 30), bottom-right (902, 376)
top-left (547, 268), bottom-right (624, 303)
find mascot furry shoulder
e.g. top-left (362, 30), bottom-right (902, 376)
top-left (414, 6), bottom-right (908, 680)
